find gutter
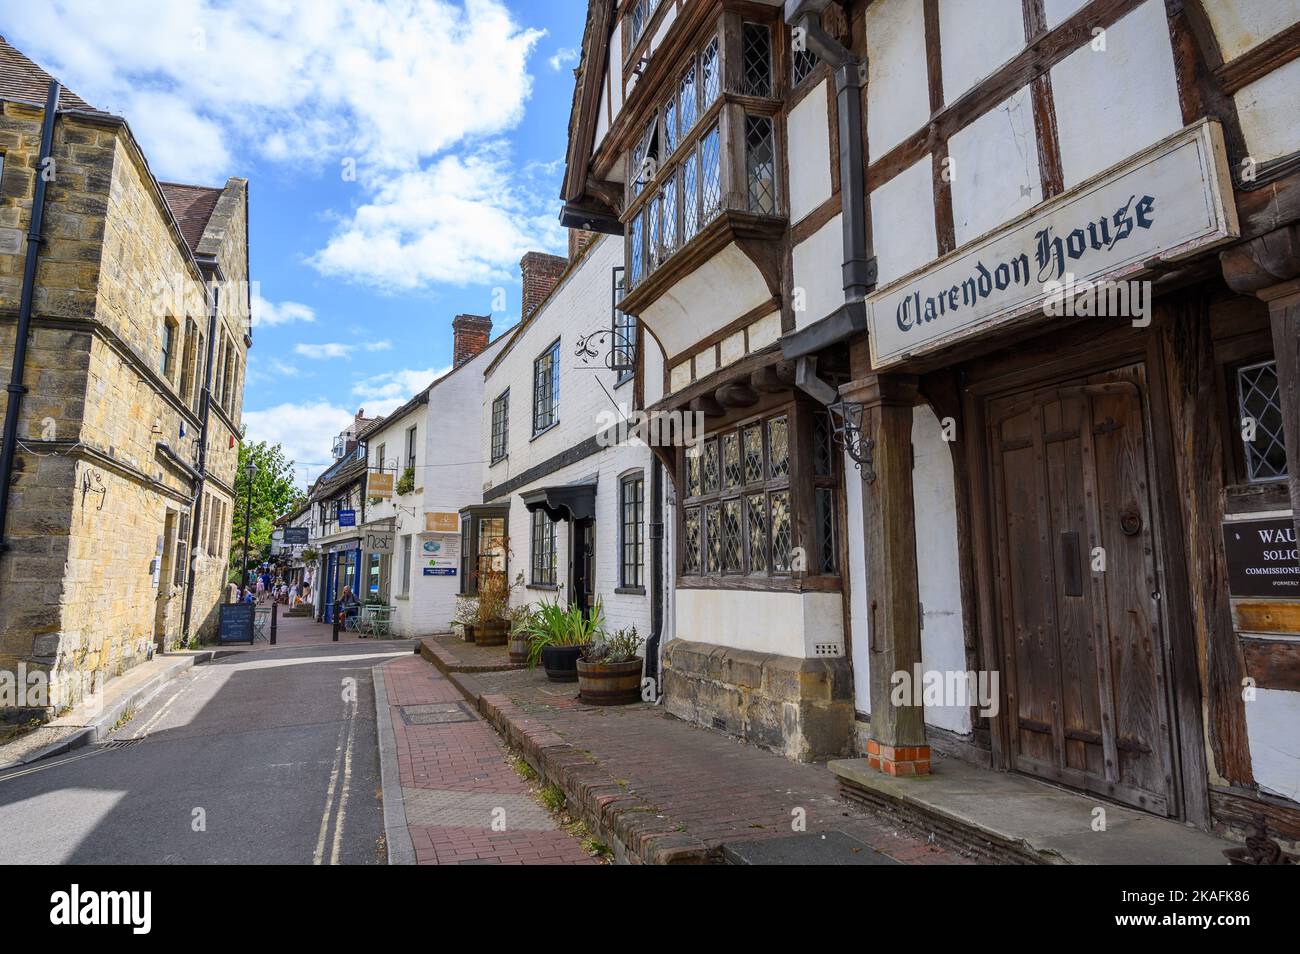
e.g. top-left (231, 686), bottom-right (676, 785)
top-left (181, 282), bottom-right (220, 637)
top-left (778, 2), bottom-right (875, 379)
top-left (0, 80), bottom-right (60, 556)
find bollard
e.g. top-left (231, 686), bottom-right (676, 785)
top-left (332, 602), bottom-right (340, 642)
top-left (270, 601), bottom-right (278, 645)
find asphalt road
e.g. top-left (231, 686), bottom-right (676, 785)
top-left (0, 642), bottom-right (416, 864)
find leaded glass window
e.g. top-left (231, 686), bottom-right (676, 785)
top-left (490, 389), bottom-right (509, 463)
top-left (700, 124), bottom-right (721, 221)
top-left (746, 493), bottom-right (768, 573)
top-left (770, 490), bottom-right (792, 572)
top-left (629, 214), bottom-right (645, 287)
top-left (705, 503), bottom-right (722, 573)
top-left (743, 424), bottom-right (763, 483)
top-left (684, 507), bottom-right (702, 573)
top-left (530, 508), bottom-right (556, 585)
top-left (721, 499), bottom-right (742, 573)
top-left (745, 115), bottom-right (776, 214)
top-left (533, 339), bottom-right (560, 434)
top-left (682, 153), bottom-right (699, 240)
top-left (742, 23), bottom-right (772, 98)
top-left (701, 36), bottom-right (720, 104)
top-left (815, 487), bottom-right (836, 573)
top-left (659, 173), bottom-right (677, 259)
top-left (620, 474), bottom-right (645, 587)
top-left (679, 65), bottom-right (697, 135)
top-left (1237, 360), bottom-right (1289, 482)
top-left (792, 38), bottom-right (818, 86)
top-left (723, 432), bottom-right (741, 488)
top-left (703, 438), bottom-right (720, 494)
top-left (768, 416), bottom-right (789, 477)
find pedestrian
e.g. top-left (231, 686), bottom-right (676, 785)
top-left (228, 581), bottom-right (240, 603)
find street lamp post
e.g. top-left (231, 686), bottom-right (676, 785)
top-left (242, 459), bottom-right (257, 592)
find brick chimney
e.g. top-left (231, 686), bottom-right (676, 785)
top-left (568, 228), bottom-right (596, 260)
top-left (520, 251), bottom-right (567, 322)
top-left (452, 314), bottom-right (493, 367)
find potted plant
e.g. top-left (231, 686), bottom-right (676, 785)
top-left (508, 601), bottom-right (534, 665)
top-left (526, 599), bottom-right (604, 682)
top-left (577, 626), bottom-right (645, 705)
top-left (472, 570), bottom-right (513, 646)
top-left (395, 466), bottom-right (415, 495)
top-left (453, 596), bottom-right (478, 642)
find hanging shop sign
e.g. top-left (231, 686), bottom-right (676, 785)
top-left (368, 471), bottom-right (394, 500)
top-left (364, 526), bottom-right (395, 556)
top-left (1222, 517), bottom-right (1300, 599)
top-left (866, 120), bottom-right (1238, 369)
top-left (283, 527), bottom-right (309, 545)
top-left (424, 510), bottom-right (459, 534)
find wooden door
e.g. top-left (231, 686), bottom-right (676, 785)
top-left (986, 363), bottom-right (1178, 815)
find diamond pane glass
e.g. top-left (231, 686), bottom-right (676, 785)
top-left (664, 98), bottom-right (677, 154)
top-left (687, 451), bottom-right (702, 497)
top-left (723, 432), bottom-right (741, 487)
top-left (703, 438), bottom-right (720, 493)
top-left (629, 215), bottom-right (644, 286)
top-left (646, 204), bottom-right (659, 272)
top-left (1237, 361), bottom-right (1288, 481)
top-left (742, 23), bottom-right (772, 97)
top-left (682, 153), bottom-right (699, 240)
top-left (815, 487), bottom-right (835, 573)
top-left (684, 507), bottom-right (701, 573)
top-left (746, 493), bottom-right (767, 573)
top-left (705, 503), bottom-right (721, 573)
top-left (745, 115), bottom-right (775, 214)
top-left (701, 37), bottom-right (720, 104)
top-left (768, 416), bottom-right (789, 477)
top-left (700, 125), bottom-right (721, 221)
top-left (631, 132), bottom-right (647, 199)
top-left (660, 174), bottom-right (677, 257)
top-left (722, 499), bottom-right (742, 572)
top-left (792, 44), bottom-right (817, 85)
top-left (770, 490), bottom-right (792, 572)
top-left (813, 412), bottom-right (832, 477)
top-left (679, 66), bottom-right (697, 134)
top-left (743, 425), bottom-right (763, 483)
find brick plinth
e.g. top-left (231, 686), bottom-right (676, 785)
top-left (866, 740), bottom-right (932, 777)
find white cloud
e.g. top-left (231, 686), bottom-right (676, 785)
top-left (294, 340), bottom-right (391, 360)
top-left (252, 293), bottom-right (316, 328)
top-left (242, 399), bottom-right (356, 488)
top-left (350, 365), bottom-right (452, 415)
top-left (548, 47), bottom-right (579, 71)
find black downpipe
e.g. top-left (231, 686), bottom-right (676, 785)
top-left (645, 457), bottom-right (664, 694)
top-left (181, 284), bottom-right (221, 636)
top-left (0, 80), bottom-right (60, 556)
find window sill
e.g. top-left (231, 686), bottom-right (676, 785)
top-left (614, 586), bottom-right (646, 596)
top-left (676, 574), bottom-right (841, 593)
top-left (530, 421), bottom-right (560, 442)
top-left (490, 455), bottom-right (508, 467)
top-left (527, 583), bottom-right (560, 591)
top-left (613, 374), bottom-right (633, 390)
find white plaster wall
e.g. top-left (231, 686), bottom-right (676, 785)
top-left (865, 0), bottom-right (931, 160)
top-left (787, 79), bottom-right (833, 224)
top-left (1235, 57), bottom-right (1300, 164)
top-left (947, 85), bottom-right (1042, 247)
top-left (792, 214), bottom-right (843, 329)
top-left (1043, 0), bottom-right (1089, 28)
top-left (1050, 0), bottom-right (1182, 189)
top-left (1244, 687), bottom-right (1300, 803)
top-left (637, 242), bottom-right (773, 357)
top-left (482, 235), bottom-right (623, 494)
top-left (913, 404), bottom-right (970, 734)
top-left (846, 452), bottom-right (870, 714)
top-left (939, 0), bottom-right (1026, 104)
top-left (869, 156), bottom-right (937, 286)
top-left (609, 27), bottom-right (624, 122)
top-left (1201, 0), bottom-right (1300, 61)
top-left (643, 325), bottom-right (665, 407)
top-left (595, 75), bottom-right (611, 153)
top-left (674, 588), bottom-right (842, 659)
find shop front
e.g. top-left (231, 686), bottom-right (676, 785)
top-left (322, 541), bottom-right (361, 623)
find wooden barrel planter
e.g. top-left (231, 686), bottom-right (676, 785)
top-left (458, 623), bottom-right (476, 643)
top-left (541, 645), bottom-right (586, 682)
top-left (475, 618), bottom-right (509, 647)
top-left (576, 658), bottom-right (643, 705)
top-left (508, 632), bottom-right (531, 665)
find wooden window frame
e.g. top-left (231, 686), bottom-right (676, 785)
top-left (619, 471), bottom-right (646, 590)
top-left (530, 507), bottom-right (557, 586)
top-left (532, 338), bottom-right (561, 436)
top-left (491, 389), bottom-right (510, 463)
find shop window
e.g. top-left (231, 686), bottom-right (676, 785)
top-left (1236, 360), bottom-right (1289, 483)
top-left (458, 510), bottom-right (507, 595)
top-left (530, 509), bottom-right (556, 585)
top-left (491, 390), bottom-right (509, 463)
top-left (620, 473), bottom-right (644, 588)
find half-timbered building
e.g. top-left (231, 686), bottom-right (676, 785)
top-left (561, 0), bottom-right (1300, 844)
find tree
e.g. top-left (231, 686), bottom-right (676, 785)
top-left (230, 434), bottom-right (305, 582)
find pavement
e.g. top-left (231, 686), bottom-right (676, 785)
top-left (376, 653), bottom-right (598, 865)
top-left (419, 635), bottom-right (965, 865)
top-left (0, 619), bottom-right (413, 864)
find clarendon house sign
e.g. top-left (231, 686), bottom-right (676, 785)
top-left (866, 120), bottom-right (1238, 368)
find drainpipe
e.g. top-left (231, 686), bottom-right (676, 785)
top-left (181, 282), bottom-right (220, 637)
top-left (645, 457), bottom-right (664, 695)
top-left (0, 80), bottom-right (60, 557)
top-left (781, 1), bottom-right (874, 391)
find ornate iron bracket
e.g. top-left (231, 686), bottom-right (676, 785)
top-left (829, 396), bottom-right (875, 482)
top-left (574, 324), bottom-right (636, 374)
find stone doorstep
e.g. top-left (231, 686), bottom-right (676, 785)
top-left (420, 634), bottom-right (527, 675)
top-left (437, 665), bottom-right (713, 865)
top-left (0, 650), bottom-right (216, 770)
top-left (830, 757), bottom-right (1234, 866)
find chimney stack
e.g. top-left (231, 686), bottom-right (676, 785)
top-left (452, 314), bottom-right (493, 367)
top-left (520, 251), bottom-right (567, 322)
top-left (568, 228), bottom-right (596, 260)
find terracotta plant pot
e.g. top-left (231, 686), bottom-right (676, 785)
top-left (540, 644), bottom-right (587, 682)
top-left (474, 618), bottom-right (509, 647)
top-left (508, 632), bottom-right (531, 665)
top-left (576, 657), bottom-right (644, 705)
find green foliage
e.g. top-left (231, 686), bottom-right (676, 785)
top-left (539, 784), bottom-right (567, 813)
top-left (524, 598), bottom-right (606, 668)
top-left (396, 466), bottom-right (415, 496)
top-left (581, 625), bottom-right (644, 664)
top-left (230, 433), bottom-right (305, 576)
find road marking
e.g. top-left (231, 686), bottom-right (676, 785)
top-left (312, 693), bottom-right (358, 865)
top-left (0, 747), bottom-right (107, 783)
top-left (329, 699), bottom-right (358, 866)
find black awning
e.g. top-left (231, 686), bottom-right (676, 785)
top-left (520, 482), bottom-right (598, 522)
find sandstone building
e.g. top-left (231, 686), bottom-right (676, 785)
top-left (0, 37), bottom-right (250, 714)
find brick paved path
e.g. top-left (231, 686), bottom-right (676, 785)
top-left (379, 655), bottom-right (596, 865)
top-left (440, 661), bottom-right (971, 864)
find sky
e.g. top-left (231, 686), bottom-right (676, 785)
top-left (4, 0), bottom-right (587, 487)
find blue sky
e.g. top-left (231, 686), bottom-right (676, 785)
top-left (5, 0), bottom-right (587, 486)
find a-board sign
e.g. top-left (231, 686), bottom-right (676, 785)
top-left (218, 602), bottom-right (256, 645)
top-left (1222, 517), bottom-right (1300, 598)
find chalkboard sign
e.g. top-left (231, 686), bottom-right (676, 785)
top-left (218, 602), bottom-right (256, 644)
top-left (1222, 518), bottom-right (1300, 598)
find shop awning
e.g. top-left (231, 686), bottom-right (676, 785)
top-left (520, 482), bottom-right (598, 522)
